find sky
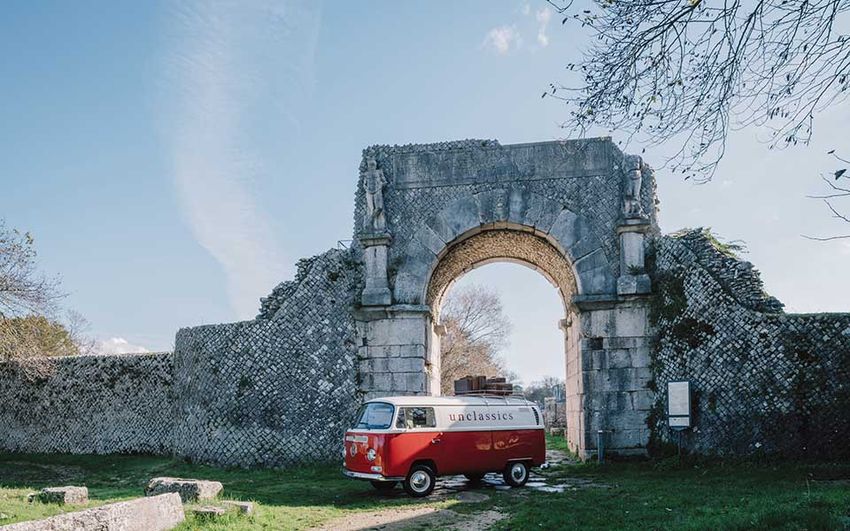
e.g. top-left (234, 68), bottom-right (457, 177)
top-left (1, 1), bottom-right (847, 383)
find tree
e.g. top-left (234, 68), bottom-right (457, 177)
top-left (0, 220), bottom-right (93, 372)
top-left (546, 0), bottom-right (850, 236)
top-left (439, 285), bottom-right (513, 395)
top-left (522, 376), bottom-right (565, 406)
top-left (0, 316), bottom-right (79, 359)
top-left (0, 220), bottom-right (63, 317)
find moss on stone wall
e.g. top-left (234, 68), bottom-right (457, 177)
top-left (647, 231), bottom-right (850, 459)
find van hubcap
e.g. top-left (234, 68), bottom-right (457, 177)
top-left (410, 471), bottom-right (430, 492)
top-left (510, 463), bottom-right (527, 482)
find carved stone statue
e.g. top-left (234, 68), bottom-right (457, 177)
top-left (623, 155), bottom-right (645, 218)
top-left (363, 156), bottom-right (387, 232)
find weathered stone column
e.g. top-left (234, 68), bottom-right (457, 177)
top-left (616, 220), bottom-right (651, 295)
top-left (354, 305), bottom-right (431, 400)
top-left (429, 323), bottom-right (446, 396)
top-left (617, 154), bottom-right (651, 296)
top-left (561, 315), bottom-right (586, 455)
top-left (572, 297), bottom-right (653, 459)
top-left (359, 233), bottom-right (392, 306)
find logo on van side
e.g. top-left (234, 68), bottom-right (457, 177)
top-left (448, 410), bottom-right (514, 422)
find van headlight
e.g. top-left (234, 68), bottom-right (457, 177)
top-left (366, 448), bottom-right (377, 461)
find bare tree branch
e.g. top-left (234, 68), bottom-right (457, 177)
top-left (548, 0), bottom-right (850, 182)
top-left (439, 284), bottom-right (512, 395)
top-left (0, 219), bottom-right (64, 318)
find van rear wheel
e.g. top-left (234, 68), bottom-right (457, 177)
top-left (370, 480), bottom-right (397, 491)
top-left (403, 465), bottom-right (436, 497)
top-left (503, 461), bottom-right (529, 487)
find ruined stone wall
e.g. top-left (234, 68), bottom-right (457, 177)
top-left (173, 248), bottom-right (363, 467)
top-left (0, 249), bottom-right (363, 467)
top-left (0, 352), bottom-right (175, 454)
top-left (649, 229), bottom-right (850, 458)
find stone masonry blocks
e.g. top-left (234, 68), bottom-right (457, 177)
top-left (650, 231), bottom-right (850, 458)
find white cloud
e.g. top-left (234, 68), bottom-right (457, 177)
top-left (536, 8), bottom-right (552, 47)
top-left (483, 25), bottom-right (521, 55)
top-left (161, 1), bottom-right (321, 319)
top-left (521, 3), bottom-right (531, 16)
top-left (96, 337), bottom-right (150, 355)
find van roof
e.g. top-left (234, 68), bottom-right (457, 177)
top-left (366, 395), bottom-right (537, 407)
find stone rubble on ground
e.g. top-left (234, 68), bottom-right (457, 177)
top-left (2, 493), bottom-right (184, 531)
top-left (28, 486), bottom-right (88, 505)
top-left (192, 506), bottom-right (227, 519)
top-left (145, 477), bottom-right (223, 503)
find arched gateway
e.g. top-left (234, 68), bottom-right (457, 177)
top-left (353, 138), bottom-right (657, 458)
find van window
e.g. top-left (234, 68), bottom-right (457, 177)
top-left (353, 402), bottom-right (394, 430)
top-left (396, 407), bottom-right (436, 429)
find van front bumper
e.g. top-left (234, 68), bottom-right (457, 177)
top-left (342, 469), bottom-right (404, 482)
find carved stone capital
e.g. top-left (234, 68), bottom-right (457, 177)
top-left (358, 232), bottom-right (392, 247)
top-left (617, 218), bottom-right (652, 234)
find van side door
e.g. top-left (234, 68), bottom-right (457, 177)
top-left (437, 406), bottom-right (495, 475)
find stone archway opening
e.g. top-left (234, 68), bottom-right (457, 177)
top-left (423, 225), bottom-right (585, 450)
top-left (435, 260), bottom-right (569, 398)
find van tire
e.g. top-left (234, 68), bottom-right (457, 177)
top-left (403, 465), bottom-right (436, 497)
top-left (503, 461), bottom-right (530, 487)
top-left (370, 480), bottom-right (397, 491)
top-left (464, 473), bottom-right (484, 483)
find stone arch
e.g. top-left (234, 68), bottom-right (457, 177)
top-left (392, 188), bottom-right (617, 307)
top-left (355, 139), bottom-right (656, 460)
top-left (422, 225), bottom-right (582, 408)
top-left (426, 227), bottom-right (577, 322)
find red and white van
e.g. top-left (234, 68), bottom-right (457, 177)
top-left (343, 395), bottom-right (546, 497)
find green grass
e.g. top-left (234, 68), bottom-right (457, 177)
top-left (1, 449), bottom-right (849, 530)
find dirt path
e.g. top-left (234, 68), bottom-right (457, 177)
top-left (310, 506), bottom-right (507, 531)
top-left (312, 449), bottom-right (594, 530)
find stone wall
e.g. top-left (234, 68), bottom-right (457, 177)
top-left (0, 249), bottom-right (364, 468)
top-left (172, 248), bottom-right (363, 467)
top-left (0, 352), bottom-right (174, 455)
top-left (649, 229), bottom-right (850, 458)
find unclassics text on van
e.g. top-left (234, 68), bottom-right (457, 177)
top-left (448, 410), bottom-right (515, 422)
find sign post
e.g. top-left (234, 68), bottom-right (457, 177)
top-left (667, 381), bottom-right (691, 463)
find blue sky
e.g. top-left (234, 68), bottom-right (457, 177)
top-left (2, 1), bottom-right (848, 382)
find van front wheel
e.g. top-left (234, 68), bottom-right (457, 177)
top-left (503, 461), bottom-right (529, 487)
top-left (403, 465), bottom-right (436, 497)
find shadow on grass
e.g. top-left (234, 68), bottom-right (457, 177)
top-left (0, 452), bottom-right (433, 510)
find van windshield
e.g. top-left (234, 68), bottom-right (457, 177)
top-left (353, 402), bottom-right (394, 430)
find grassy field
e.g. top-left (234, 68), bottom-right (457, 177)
top-left (1, 437), bottom-right (848, 530)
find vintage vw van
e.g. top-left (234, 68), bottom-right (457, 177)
top-left (343, 395), bottom-right (545, 497)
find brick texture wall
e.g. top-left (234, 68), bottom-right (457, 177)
top-left (0, 352), bottom-right (174, 454)
top-left (649, 229), bottom-right (850, 458)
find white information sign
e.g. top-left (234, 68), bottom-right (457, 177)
top-left (667, 381), bottom-right (691, 430)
